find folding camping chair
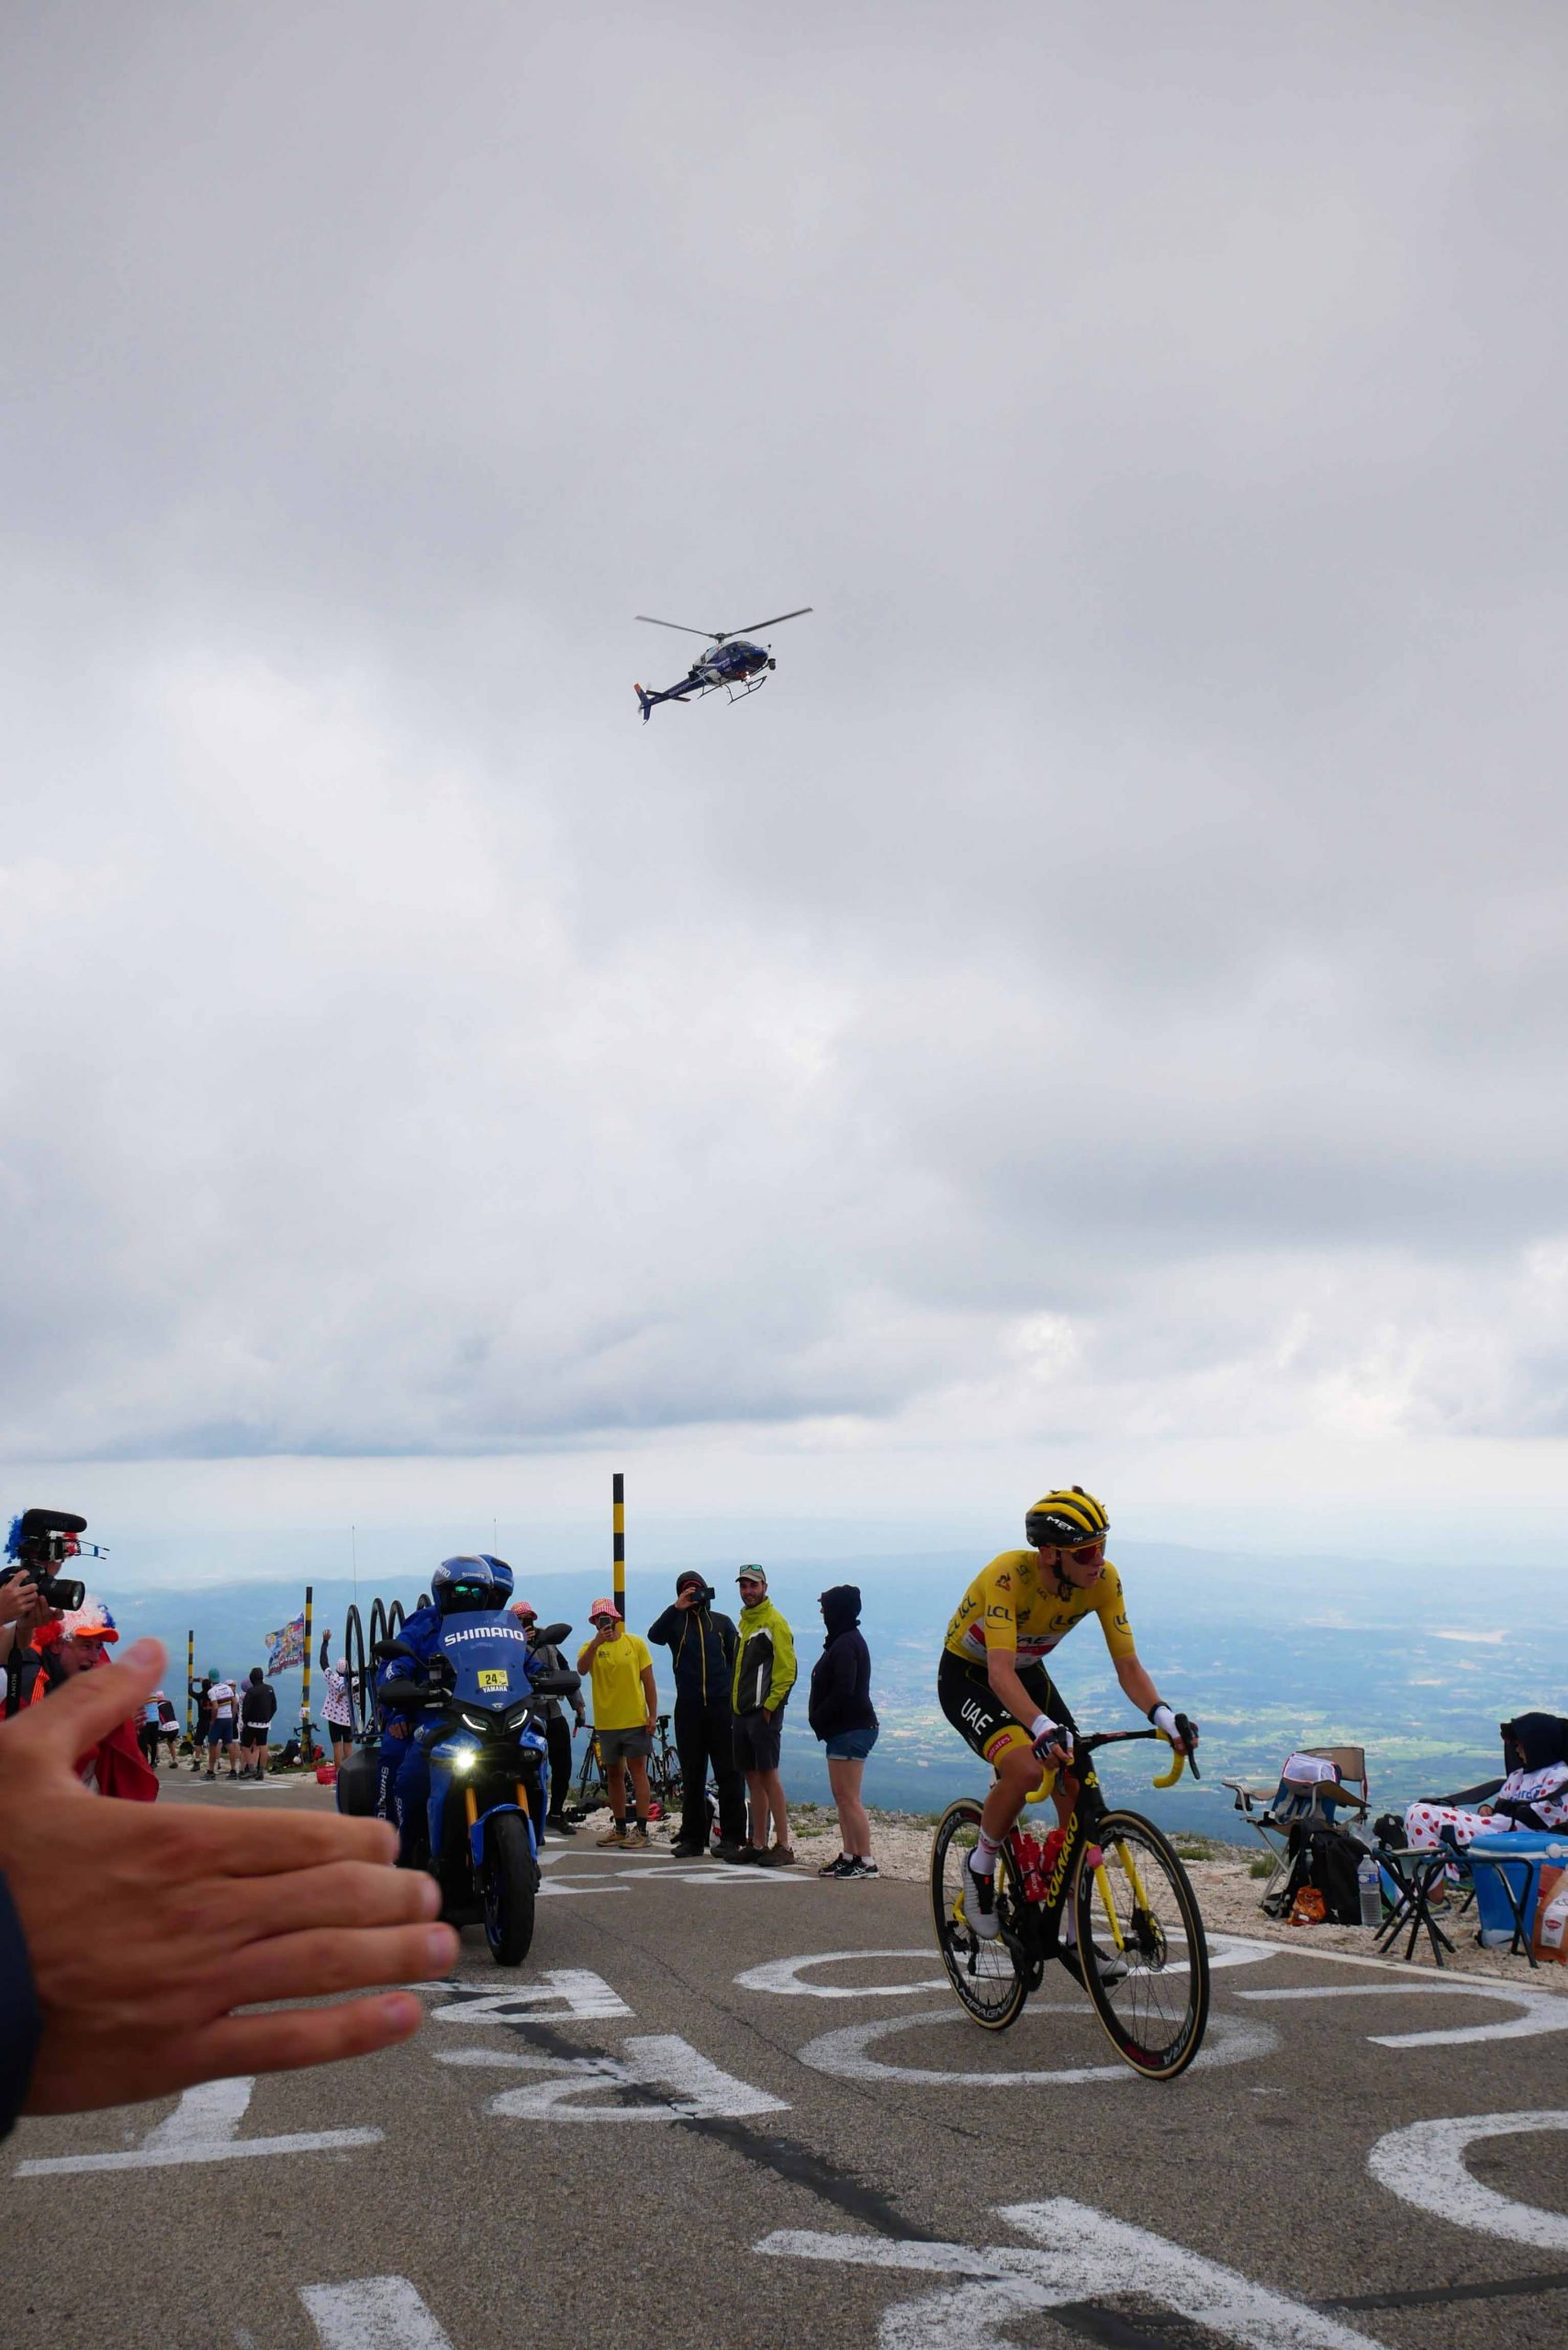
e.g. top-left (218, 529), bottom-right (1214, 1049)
top-left (1222, 1745), bottom-right (1371, 1908)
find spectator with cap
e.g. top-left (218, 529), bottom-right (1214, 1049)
top-left (809, 1584), bottom-right (879, 1879)
top-left (577, 1600), bottom-right (657, 1851)
top-left (510, 1601), bottom-right (586, 1834)
top-left (647, 1572), bottom-right (745, 1860)
top-left (29, 1600), bottom-right (159, 1800)
top-left (727, 1566), bottom-right (798, 1867)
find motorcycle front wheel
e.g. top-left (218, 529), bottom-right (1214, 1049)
top-left (483, 1811), bottom-right (538, 1965)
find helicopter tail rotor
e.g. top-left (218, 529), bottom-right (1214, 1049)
top-left (634, 682), bottom-right (655, 722)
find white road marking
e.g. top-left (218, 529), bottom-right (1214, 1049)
top-left (15, 2076), bottom-right (381, 2177)
top-left (301, 2275), bottom-right (455, 2350)
top-left (1238, 1980), bottom-right (1568, 2048)
top-left (795, 2003), bottom-right (1278, 2087)
top-left (735, 1949), bottom-right (947, 1999)
top-left (438, 2031), bottom-right (789, 2121)
top-left (1368, 2110), bottom-right (1568, 2251)
top-left (540, 1865), bottom-right (807, 1893)
top-left (757, 2196), bottom-right (1389, 2347)
top-left (735, 1935), bottom-right (1277, 2001)
top-left (423, 1967), bottom-right (632, 2023)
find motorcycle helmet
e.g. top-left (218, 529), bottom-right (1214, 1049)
top-left (431, 1553), bottom-right (515, 1614)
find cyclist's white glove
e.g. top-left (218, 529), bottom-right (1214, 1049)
top-left (1029, 1712), bottom-right (1070, 1762)
top-left (1150, 1703), bottom-right (1198, 1749)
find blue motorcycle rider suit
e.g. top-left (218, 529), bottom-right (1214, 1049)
top-left (381, 1555), bottom-right (516, 1863)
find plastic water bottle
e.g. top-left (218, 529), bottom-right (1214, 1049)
top-left (1357, 1852), bottom-right (1383, 1927)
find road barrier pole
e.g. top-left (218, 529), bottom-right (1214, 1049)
top-left (301, 1583), bottom-right (314, 1766)
top-left (612, 1472), bottom-right (625, 1621)
top-left (185, 1629), bottom-right (194, 1744)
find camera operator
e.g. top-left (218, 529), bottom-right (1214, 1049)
top-left (647, 1572), bottom-right (745, 1858)
top-left (2, 1506), bottom-right (90, 1715)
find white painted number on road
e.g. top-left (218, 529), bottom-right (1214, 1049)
top-left (1368, 2110), bottom-right (1568, 2251)
top-left (439, 2032), bottom-right (789, 2121)
top-left (14, 2076), bottom-right (381, 2177)
top-left (758, 2197), bottom-right (1390, 2349)
top-left (1238, 1980), bottom-right (1568, 2049)
top-left (301, 2276), bottom-right (454, 2350)
top-left (424, 1966), bottom-right (632, 2023)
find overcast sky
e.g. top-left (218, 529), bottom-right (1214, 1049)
top-left (5, 3), bottom-right (1568, 1564)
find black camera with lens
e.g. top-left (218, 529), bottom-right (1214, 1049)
top-left (0, 1507), bottom-right (95, 1614)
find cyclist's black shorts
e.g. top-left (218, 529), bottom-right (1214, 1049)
top-left (937, 1651), bottom-right (1077, 1769)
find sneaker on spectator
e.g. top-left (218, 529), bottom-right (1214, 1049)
top-left (544, 1812), bottom-right (577, 1836)
top-left (845, 1857), bottom-right (879, 1879)
top-left (626, 1822), bottom-right (651, 1849)
top-left (818, 1853), bottom-right (856, 1877)
top-left (669, 1839), bottom-right (707, 1860)
top-left (722, 1842), bottom-right (762, 1865)
top-left (757, 1844), bottom-right (797, 1868)
top-left (596, 1821), bottom-right (629, 1849)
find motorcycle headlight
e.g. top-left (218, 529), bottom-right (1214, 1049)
top-left (453, 1748), bottom-right (476, 1771)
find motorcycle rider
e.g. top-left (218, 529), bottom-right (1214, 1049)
top-left (377, 1555), bottom-right (516, 1863)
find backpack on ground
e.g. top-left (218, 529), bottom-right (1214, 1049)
top-left (1263, 1823), bottom-right (1363, 1924)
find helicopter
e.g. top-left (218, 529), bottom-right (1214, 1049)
top-left (633, 606), bottom-right (812, 722)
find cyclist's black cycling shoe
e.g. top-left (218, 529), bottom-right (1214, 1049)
top-left (963, 1849), bottom-right (1001, 1940)
top-left (1057, 1936), bottom-right (1129, 1989)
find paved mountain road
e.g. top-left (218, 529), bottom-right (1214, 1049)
top-left (6, 1780), bottom-right (1568, 2350)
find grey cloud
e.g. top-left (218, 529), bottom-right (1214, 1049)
top-left (4, 3), bottom-right (1567, 1464)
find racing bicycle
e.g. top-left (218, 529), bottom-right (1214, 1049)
top-left (931, 1728), bottom-right (1210, 2079)
top-left (570, 1712), bottom-right (683, 1820)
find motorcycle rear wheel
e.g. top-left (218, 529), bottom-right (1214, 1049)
top-left (483, 1811), bottom-right (537, 1965)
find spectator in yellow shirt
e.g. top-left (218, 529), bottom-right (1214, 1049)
top-left (577, 1600), bottom-right (657, 1851)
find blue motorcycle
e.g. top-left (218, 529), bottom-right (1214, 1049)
top-left (366, 1614), bottom-right (579, 1965)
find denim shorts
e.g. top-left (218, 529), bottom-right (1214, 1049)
top-left (823, 1724), bottom-right (879, 1762)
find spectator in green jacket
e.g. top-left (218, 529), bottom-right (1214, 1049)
top-left (726, 1567), bottom-right (797, 1867)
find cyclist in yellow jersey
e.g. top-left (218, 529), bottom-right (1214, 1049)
top-left (937, 1485), bottom-right (1199, 1973)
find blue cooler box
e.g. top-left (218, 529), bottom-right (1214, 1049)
top-left (1466, 1832), bottom-right (1568, 1943)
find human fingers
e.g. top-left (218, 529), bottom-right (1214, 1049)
top-left (1, 1636), bottom-right (164, 1771)
top-left (223, 1857), bottom-right (442, 1942)
top-left (222, 1919), bottom-right (458, 2009)
top-left (193, 1990), bottom-right (430, 2081)
top-left (25, 1993), bottom-right (430, 2114)
top-left (162, 1808), bottom-right (401, 1877)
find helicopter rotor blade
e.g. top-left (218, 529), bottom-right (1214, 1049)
top-left (634, 615), bottom-right (725, 640)
top-left (726, 607), bottom-right (812, 638)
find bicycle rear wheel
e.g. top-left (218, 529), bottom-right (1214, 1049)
top-left (1073, 1808), bottom-right (1209, 2078)
top-left (930, 1797), bottom-right (1028, 2031)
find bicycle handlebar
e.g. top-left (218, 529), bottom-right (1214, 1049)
top-left (1055, 1725), bottom-right (1202, 1788)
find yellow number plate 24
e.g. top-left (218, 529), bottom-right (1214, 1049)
top-left (477, 1669), bottom-right (510, 1692)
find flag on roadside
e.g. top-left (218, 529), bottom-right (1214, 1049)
top-left (265, 1612), bottom-right (307, 1675)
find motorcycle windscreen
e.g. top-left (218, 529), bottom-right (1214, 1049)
top-left (436, 1611), bottom-right (535, 1706)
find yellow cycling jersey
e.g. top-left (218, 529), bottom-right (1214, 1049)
top-left (943, 1550), bottom-right (1137, 1670)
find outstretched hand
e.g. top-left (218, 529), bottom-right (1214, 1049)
top-left (0, 1638), bottom-right (458, 2116)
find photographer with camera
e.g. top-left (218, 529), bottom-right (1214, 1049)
top-left (647, 1571), bottom-right (745, 1858)
top-left (2, 1508), bottom-right (94, 1716)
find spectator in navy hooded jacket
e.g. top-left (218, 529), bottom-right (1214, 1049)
top-left (808, 1585), bottom-right (879, 1880)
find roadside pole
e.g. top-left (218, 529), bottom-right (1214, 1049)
top-left (612, 1472), bottom-right (625, 1621)
top-left (185, 1628), bottom-right (194, 1746)
top-left (301, 1583), bottom-right (314, 1767)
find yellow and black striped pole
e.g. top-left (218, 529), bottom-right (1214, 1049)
top-left (612, 1472), bottom-right (625, 1621)
top-left (185, 1628), bottom-right (194, 1742)
top-left (301, 1583), bottom-right (315, 1765)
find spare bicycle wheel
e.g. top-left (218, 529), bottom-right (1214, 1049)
top-left (930, 1796), bottom-right (1027, 2031)
top-left (1072, 1808), bottom-right (1209, 2078)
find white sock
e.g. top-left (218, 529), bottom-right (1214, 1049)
top-left (972, 1830), bottom-right (1001, 1874)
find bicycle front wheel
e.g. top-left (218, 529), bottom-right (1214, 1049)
top-left (930, 1797), bottom-right (1028, 2031)
top-left (1073, 1809), bottom-right (1209, 2079)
